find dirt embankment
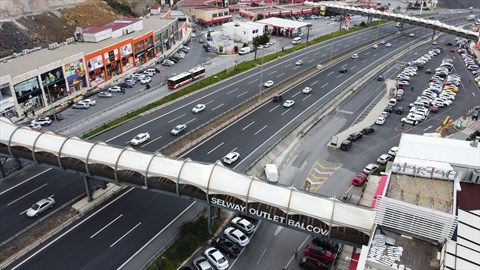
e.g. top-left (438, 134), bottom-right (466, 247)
top-left (0, 0), bottom-right (159, 58)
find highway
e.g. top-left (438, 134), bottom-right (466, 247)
top-left (3, 15), bottom-right (475, 269)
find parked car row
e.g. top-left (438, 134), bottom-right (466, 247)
top-left (162, 45), bottom-right (191, 66)
top-left (191, 217), bottom-right (257, 270)
top-left (301, 236), bottom-right (342, 269)
top-left (352, 146), bottom-right (399, 186)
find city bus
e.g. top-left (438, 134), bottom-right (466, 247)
top-left (167, 66), bottom-right (206, 89)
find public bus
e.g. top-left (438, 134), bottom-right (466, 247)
top-left (167, 67), bottom-right (206, 89)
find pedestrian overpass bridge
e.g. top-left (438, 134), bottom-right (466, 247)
top-left (305, 2), bottom-right (479, 41)
top-left (0, 117), bottom-right (375, 246)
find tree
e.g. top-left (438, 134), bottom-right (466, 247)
top-left (257, 13), bottom-right (264, 21)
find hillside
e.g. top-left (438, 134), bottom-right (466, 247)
top-left (0, 0), bottom-right (159, 58)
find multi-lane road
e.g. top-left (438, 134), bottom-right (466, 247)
top-left (2, 14), bottom-right (476, 270)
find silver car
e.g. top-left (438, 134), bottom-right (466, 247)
top-left (26, 197), bottom-right (55, 217)
top-left (171, 124), bottom-right (187, 136)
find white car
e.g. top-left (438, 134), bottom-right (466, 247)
top-left (372, 44), bottom-right (378, 49)
top-left (26, 197), bottom-right (55, 217)
top-left (377, 154), bottom-right (392, 164)
top-left (204, 247), bottom-right (229, 270)
top-left (231, 217), bottom-right (256, 234)
top-left (409, 33), bottom-right (415, 37)
top-left (31, 117), bottom-right (52, 126)
top-left (171, 124), bottom-right (187, 136)
top-left (295, 60), bottom-right (303, 66)
top-left (224, 227), bottom-right (250, 247)
top-left (133, 73), bottom-right (146, 80)
top-left (381, 111), bottom-right (389, 118)
top-left (192, 104), bottom-right (206, 113)
top-left (375, 116), bottom-right (386, 125)
top-left (407, 113), bottom-right (424, 121)
top-left (140, 77), bottom-right (152, 84)
top-left (363, 163), bottom-right (379, 174)
top-left (283, 100), bottom-right (295, 108)
top-left (385, 43), bottom-right (392, 47)
top-left (83, 99), bottom-right (96, 106)
top-left (401, 117), bottom-right (419, 126)
top-left (380, 40), bottom-right (385, 45)
top-left (193, 256), bottom-right (213, 270)
top-left (130, 133), bottom-right (150, 145)
top-left (223, 152), bottom-right (240, 164)
top-left (108, 86), bottom-right (122, 92)
top-left (264, 80), bottom-right (274, 87)
top-left (351, 53), bottom-right (358, 59)
top-left (302, 87), bottom-right (312, 94)
top-left (191, 33), bottom-right (196, 38)
top-left (388, 146), bottom-right (399, 156)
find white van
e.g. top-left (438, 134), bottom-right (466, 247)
top-left (238, 47), bottom-right (251, 55)
top-left (292, 37), bottom-right (302, 45)
top-left (264, 164), bottom-right (278, 183)
top-left (143, 68), bottom-right (156, 76)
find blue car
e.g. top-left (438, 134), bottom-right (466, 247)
top-left (377, 75), bottom-right (384, 81)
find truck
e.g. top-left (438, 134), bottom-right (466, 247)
top-left (467, 15), bottom-right (475, 21)
top-left (264, 164), bottom-right (278, 183)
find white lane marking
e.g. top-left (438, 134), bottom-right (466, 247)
top-left (267, 71), bottom-right (276, 75)
top-left (333, 49), bottom-right (339, 52)
top-left (110, 222), bottom-right (142, 248)
top-left (0, 168), bottom-right (51, 195)
top-left (336, 74), bottom-right (343, 78)
top-left (117, 202), bottom-right (196, 270)
top-left (274, 225), bottom-right (283, 236)
top-left (302, 95), bottom-right (311, 101)
top-left (338, 110), bottom-right (353, 114)
top-left (211, 103), bottom-right (224, 110)
top-left (230, 147), bottom-right (238, 153)
top-left (293, 66), bottom-right (300, 70)
top-left (248, 79), bottom-right (258, 84)
top-left (281, 109), bottom-right (291, 116)
top-left (269, 105), bottom-right (279, 112)
top-left (242, 121), bottom-right (255, 130)
top-left (307, 59), bottom-right (314, 63)
top-left (10, 188), bottom-right (134, 270)
top-left (227, 88), bottom-right (238, 94)
top-left (185, 118), bottom-right (197, 125)
top-left (362, 59), bottom-right (367, 63)
top-left (167, 114), bottom-right (186, 123)
top-left (321, 83), bottom-right (328, 88)
top-left (327, 71), bottom-right (334, 76)
top-left (237, 91), bottom-right (248, 97)
top-left (205, 100), bottom-right (215, 105)
top-left (292, 92), bottom-right (301, 98)
top-left (141, 136), bottom-right (162, 148)
top-left (314, 52), bottom-right (320, 55)
top-left (256, 248), bottom-right (268, 265)
top-left (8, 183), bottom-right (48, 206)
top-left (207, 142), bottom-right (224, 155)
top-left (254, 125), bottom-right (268, 136)
top-left (365, 51), bottom-right (370, 55)
top-left (373, 53), bottom-right (378, 57)
top-left (321, 54), bottom-right (327, 57)
top-left (90, 214), bottom-right (123, 238)
top-left (311, 80), bottom-right (319, 86)
top-left (343, 45), bottom-right (349, 48)
top-left (351, 66), bottom-right (356, 69)
top-left (276, 73), bottom-right (285, 78)
top-left (424, 126), bottom-right (432, 131)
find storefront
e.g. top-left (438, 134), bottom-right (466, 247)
top-left (40, 67), bottom-right (67, 104)
top-left (104, 48), bottom-right (121, 80)
top-left (120, 43), bottom-right (134, 72)
top-left (64, 58), bottom-right (88, 92)
top-left (0, 83), bottom-right (16, 118)
top-left (14, 77), bottom-right (45, 115)
top-left (154, 32), bottom-right (163, 57)
top-left (86, 55), bottom-right (106, 87)
top-left (134, 40), bottom-right (146, 66)
top-left (145, 36), bottom-right (155, 62)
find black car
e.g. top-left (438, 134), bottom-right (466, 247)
top-left (384, 105), bottom-right (394, 113)
top-left (202, 43), bottom-right (209, 49)
top-left (272, 94), bottom-right (283, 102)
top-left (46, 113), bottom-right (64, 121)
top-left (339, 67), bottom-right (347, 73)
top-left (395, 107), bottom-right (404, 114)
top-left (212, 237), bottom-right (241, 258)
top-left (446, 42), bottom-right (453, 46)
top-left (118, 82), bottom-right (133, 88)
top-left (347, 132), bottom-right (363, 142)
top-left (299, 256), bottom-right (329, 270)
top-left (153, 67), bottom-right (161, 73)
top-left (169, 57), bottom-right (180, 63)
top-left (312, 236), bottom-right (340, 253)
top-left (361, 126), bottom-right (374, 135)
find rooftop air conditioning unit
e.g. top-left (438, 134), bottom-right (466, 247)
top-left (12, 53), bottom-right (18, 58)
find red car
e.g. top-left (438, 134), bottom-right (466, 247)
top-left (304, 245), bottom-right (334, 262)
top-left (430, 106), bottom-right (439, 113)
top-left (352, 173), bottom-right (368, 186)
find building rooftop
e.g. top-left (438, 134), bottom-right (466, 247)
top-left (0, 16), bottom-right (174, 79)
top-left (366, 228), bottom-right (440, 270)
top-left (386, 174), bottom-right (454, 214)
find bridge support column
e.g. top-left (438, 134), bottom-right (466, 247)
top-left (431, 30), bottom-right (436, 42)
top-left (15, 158), bottom-right (22, 170)
top-left (0, 159), bottom-right (5, 178)
top-left (84, 176), bottom-right (94, 202)
top-left (207, 204), bottom-right (212, 234)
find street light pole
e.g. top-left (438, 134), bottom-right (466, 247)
top-left (46, 84), bottom-right (59, 130)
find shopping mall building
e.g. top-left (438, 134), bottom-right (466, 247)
top-left (0, 8), bottom-right (188, 119)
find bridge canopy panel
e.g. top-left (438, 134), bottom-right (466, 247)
top-left (116, 148), bottom-right (151, 173)
top-left (180, 161), bottom-right (218, 189)
top-left (248, 181), bottom-right (291, 208)
top-left (34, 132), bottom-right (66, 154)
top-left (148, 156), bottom-right (185, 180)
top-left (291, 192), bottom-right (334, 219)
top-left (88, 142), bottom-right (123, 167)
top-left (210, 166), bottom-right (252, 195)
top-left (61, 137), bottom-right (92, 160)
top-left (332, 203), bottom-right (375, 231)
top-left (9, 128), bottom-right (40, 149)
